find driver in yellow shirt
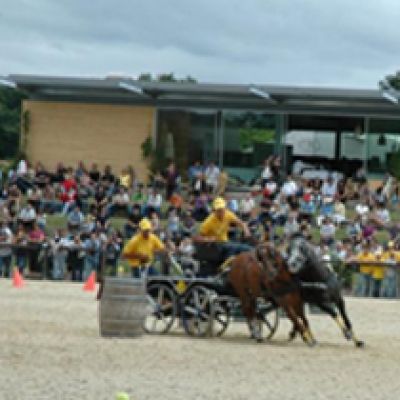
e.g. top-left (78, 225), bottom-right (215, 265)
top-left (198, 197), bottom-right (251, 259)
top-left (123, 218), bottom-right (166, 278)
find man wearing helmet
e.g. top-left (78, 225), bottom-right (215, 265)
top-left (197, 196), bottom-right (251, 259)
top-left (122, 217), bottom-right (166, 278)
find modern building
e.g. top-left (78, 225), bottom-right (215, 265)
top-left (2, 74), bottom-right (400, 182)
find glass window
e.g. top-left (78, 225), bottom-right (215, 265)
top-left (222, 111), bottom-right (276, 182)
top-left (367, 118), bottom-right (400, 175)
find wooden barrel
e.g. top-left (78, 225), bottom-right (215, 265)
top-left (99, 277), bottom-right (149, 338)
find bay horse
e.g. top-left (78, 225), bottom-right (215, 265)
top-left (225, 242), bottom-right (316, 346)
top-left (287, 235), bottom-right (364, 347)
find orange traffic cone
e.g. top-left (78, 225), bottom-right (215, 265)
top-left (83, 271), bottom-right (96, 292)
top-left (12, 268), bottom-right (25, 288)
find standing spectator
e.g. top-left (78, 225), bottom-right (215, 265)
top-left (381, 241), bottom-right (399, 298)
top-left (353, 241), bottom-right (374, 297)
top-left (216, 169), bottom-right (229, 196)
top-left (163, 162), bottom-right (180, 200)
top-left (84, 232), bottom-right (101, 280)
top-left (14, 225), bottom-right (29, 275)
top-left (68, 235), bottom-right (86, 281)
top-left (188, 161), bottom-right (203, 190)
top-left (0, 219), bottom-right (13, 277)
top-left (166, 208), bottom-right (180, 242)
top-left (261, 157), bottom-right (273, 187)
top-left (51, 229), bottom-right (69, 280)
top-left (205, 161), bottom-right (220, 194)
top-left (283, 212), bottom-right (299, 238)
top-left (371, 248), bottom-right (385, 298)
top-left (104, 232), bottom-right (121, 276)
top-left (27, 221), bottom-right (45, 273)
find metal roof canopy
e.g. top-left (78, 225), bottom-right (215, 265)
top-left (5, 74), bottom-right (400, 118)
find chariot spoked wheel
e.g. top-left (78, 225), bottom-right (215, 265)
top-left (182, 285), bottom-right (215, 337)
top-left (256, 300), bottom-right (279, 340)
top-left (211, 297), bottom-right (231, 337)
top-left (143, 283), bottom-right (177, 334)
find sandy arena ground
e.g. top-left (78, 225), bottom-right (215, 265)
top-left (0, 280), bottom-right (400, 400)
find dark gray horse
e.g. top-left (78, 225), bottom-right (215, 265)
top-left (287, 235), bottom-right (364, 347)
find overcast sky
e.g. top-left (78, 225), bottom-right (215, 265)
top-left (1, 0), bottom-right (400, 88)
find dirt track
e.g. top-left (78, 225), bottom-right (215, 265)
top-left (0, 280), bottom-right (399, 400)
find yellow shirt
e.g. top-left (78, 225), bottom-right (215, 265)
top-left (199, 209), bottom-right (239, 242)
top-left (356, 252), bottom-right (375, 275)
top-left (123, 233), bottom-right (165, 267)
top-left (371, 254), bottom-right (386, 280)
top-left (120, 173), bottom-right (132, 189)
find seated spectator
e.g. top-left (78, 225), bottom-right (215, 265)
top-left (332, 196), bottom-right (346, 225)
top-left (131, 184), bottom-right (145, 204)
top-left (371, 202), bottom-right (391, 228)
top-left (321, 175), bottom-right (337, 199)
top-left (180, 211), bottom-right (196, 237)
top-left (88, 163), bottom-right (101, 183)
top-left (0, 219), bottom-right (13, 278)
top-left (283, 212), bottom-right (299, 238)
top-left (18, 201), bottom-right (37, 230)
top-left (67, 206), bottom-right (84, 231)
top-left (101, 165), bottom-right (116, 186)
top-left (239, 194), bottom-right (255, 221)
top-left (320, 216), bottom-right (336, 246)
top-left (166, 208), bottom-right (180, 242)
top-left (192, 192), bottom-right (210, 221)
top-left (143, 188), bottom-right (163, 217)
top-left (178, 236), bottom-right (199, 276)
top-left (105, 186), bottom-right (130, 218)
top-left (150, 211), bottom-right (162, 238)
top-left (169, 191), bottom-right (183, 213)
top-left (281, 175), bottom-right (297, 198)
top-left (355, 200), bottom-right (370, 218)
top-left (226, 196), bottom-right (239, 214)
top-left (40, 184), bottom-right (62, 213)
top-left (75, 161), bottom-right (87, 181)
top-left (299, 192), bottom-right (316, 223)
top-left (124, 204), bottom-right (142, 239)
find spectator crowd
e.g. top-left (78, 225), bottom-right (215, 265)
top-left (0, 155), bottom-right (399, 298)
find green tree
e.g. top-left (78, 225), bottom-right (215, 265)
top-left (0, 86), bottom-right (26, 159)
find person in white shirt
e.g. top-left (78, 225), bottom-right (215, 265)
top-left (205, 161), bottom-right (220, 194)
top-left (145, 188), bottom-right (163, 216)
top-left (18, 202), bottom-right (37, 224)
top-left (239, 195), bottom-right (255, 220)
top-left (372, 203), bottom-right (391, 228)
top-left (320, 217), bottom-right (336, 245)
top-left (321, 175), bottom-right (337, 198)
top-left (17, 159), bottom-right (27, 176)
top-left (281, 176), bottom-right (297, 197)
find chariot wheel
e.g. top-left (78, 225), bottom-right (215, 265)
top-left (256, 300), bottom-right (279, 340)
top-left (143, 283), bottom-right (177, 334)
top-left (181, 285), bottom-right (215, 337)
top-left (211, 297), bottom-right (231, 337)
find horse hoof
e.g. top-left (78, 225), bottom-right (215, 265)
top-left (343, 329), bottom-right (352, 340)
top-left (355, 340), bottom-right (365, 348)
